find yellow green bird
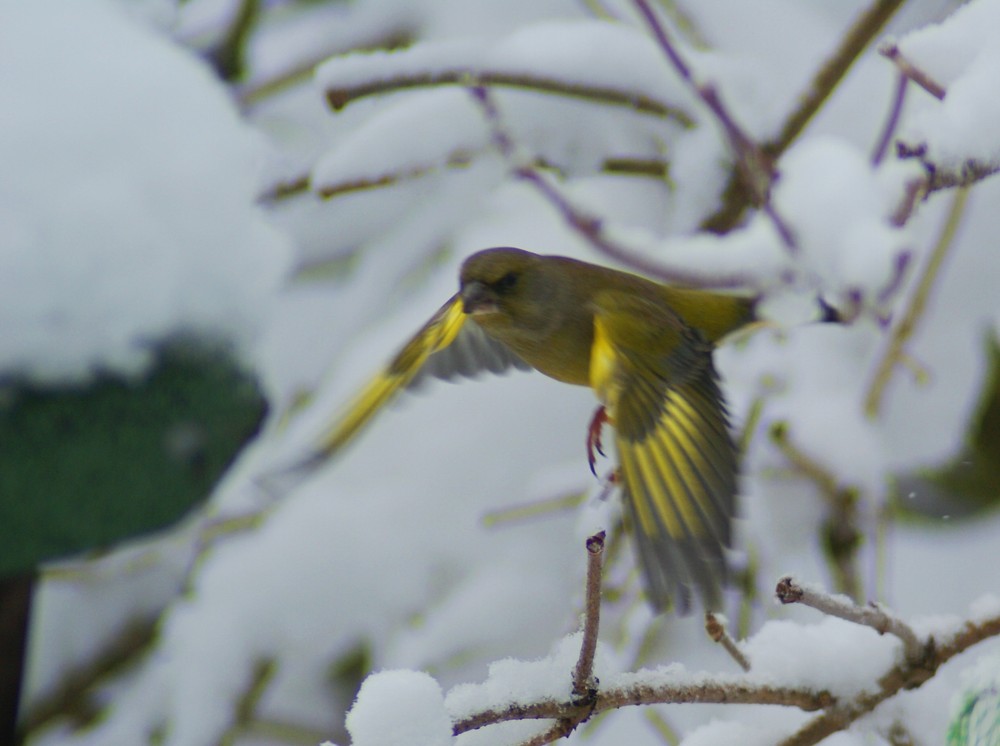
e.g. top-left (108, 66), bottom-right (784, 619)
top-left (294, 247), bottom-right (759, 613)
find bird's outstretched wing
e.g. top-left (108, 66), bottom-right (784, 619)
top-left (592, 290), bottom-right (738, 613)
top-left (298, 295), bottom-right (529, 471)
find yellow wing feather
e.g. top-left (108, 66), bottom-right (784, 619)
top-left (314, 295), bottom-right (468, 460)
top-left (592, 296), bottom-right (737, 613)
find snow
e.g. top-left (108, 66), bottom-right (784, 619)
top-left (315, 19), bottom-right (692, 119)
top-left (604, 613), bottom-right (897, 702)
top-left (743, 616), bottom-right (897, 698)
top-left (347, 670), bottom-right (453, 746)
top-left (681, 719), bottom-right (799, 746)
top-left (896, 0), bottom-right (1000, 167)
top-left (895, 0), bottom-right (1000, 83)
top-left (311, 88), bottom-right (493, 194)
top-left (446, 633), bottom-right (614, 719)
top-left (970, 595), bottom-right (1000, 624)
top-left (772, 136), bottom-right (910, 310)
top-left (312, 18), bottom-right (697, 209)
top-left (0, 0), bottom-right (290, 383)
top-left (15, 1), bottom-right (1000, 745)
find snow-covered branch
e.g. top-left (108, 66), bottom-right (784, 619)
top-left (420, 578), bottom-right (1000, 745)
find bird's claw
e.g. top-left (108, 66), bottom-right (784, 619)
top-left (587, 406), bottom-right (609, 477)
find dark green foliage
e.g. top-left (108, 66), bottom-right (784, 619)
top-left (0, 341), bottom-right (266, 576)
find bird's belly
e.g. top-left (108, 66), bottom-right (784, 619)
top-left (528, 356), bottom-right (591, 388)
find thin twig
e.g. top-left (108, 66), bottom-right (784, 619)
top-left (775, 578), bottom-right (924, 663)
top-left (258, 173), bottom-right (310, 204)
top-left (864, 186), bottom-right (970, 418)
top-left (925, 159), bottom-right (1000, 193)
top-left (517, 719), bottom-right (578, 746)
top-left (879, 43), bottom-right (947, 100)
top-left (238, 28), bottom-right (415, 107)
top-left (20, 615), bottom-right (160, 734)
top-left (298, 153), bottom-right (671, 204)
top-left (453, 682), bottom-right (833, 735)
top-left (481, 490), bottom-right (588, 529)
top-left (889, 177), bottom-right (928, 227)
top-left (705, 613), bottom-right (751, 672)
top-left (219, 658), bottom-right (278, 746)
top-left (203, 0), bottom-right (260, 83)
top-left (324, 69), bottom-right (694, 125)
top-left (314, 148), bottom-right (478, 199)
top-left (871, 72), bottom-right (909, 166)
top-left (573, 532), bottom-right (606, 700)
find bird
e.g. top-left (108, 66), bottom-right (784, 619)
top-left (289, 247), bottom-right (759, 614)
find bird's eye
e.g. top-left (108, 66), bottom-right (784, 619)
top-left (494, 271), bottom-right (518, 292)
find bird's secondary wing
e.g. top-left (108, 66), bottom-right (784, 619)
top-left (592, 290), bottom-right (738, 613)
top-left (305, 294), bottom-right (528, 467)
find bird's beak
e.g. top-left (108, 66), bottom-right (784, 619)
top-left (461, 281), bottom-right (499, 316)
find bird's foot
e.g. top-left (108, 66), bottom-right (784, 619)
top-left (587, 406), bottom-right (610, 476)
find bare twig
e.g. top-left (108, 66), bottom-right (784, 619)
top-left (219, 658), bottom-right (278, 746)
top-left (294, 153), bottom-right (671, 205)
top-left (705, 613), bottom-right (751, 672)
top-left (314, 148), bottom-right (478, 199)
top-left (517, 719), bottom-right (578, 746)
top-left (876, 250), bottom-right (913, 306)
top-left (324, 69), bottom-right (694, 125)
top-left (482, 490), bottom-right (588, 528)
top-left (871, 72), bottom-right (909, 166)
top-left (20, 615), bottom-right (160, 734)
top-left (258, 173), bottom-right (310, 204)
top-left (203, 0), bottom-right (260, 83)
top-left (864, 186), bottom-right (970, 418)
top-left (879, 43), bottom-right (947, 100)
top-left (775, 578), bottom-right (924, 663)
top-left (925, 159), bottom-right (1000, 193)
top-left (889, 176), bottom-right (928, 227)
top-left (238, 27), bottom-right (415, 107)
top-left (453, 682), bottom-right (834, 735)
top-left (573, 532), bottom-right (606, 701)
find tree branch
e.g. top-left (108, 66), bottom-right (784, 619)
top-left (324, 69), bottom-right (694, 125)
top-left (879, 43), bottom-right (946, 101)
top-left (864, 185), bottom-right (970, 418)
top-left (771, 0), bottom-right (907, 154)
top-left (775, 578), bottom-right (923, 663)
top-left (632, 0), bottom-right (797, 251)
top-left (454, 579), bottom-right (1000, 745)
top-left (775, 578), bottom-right (1000, 746)
top-left (705, 612), bottom-right (751, 672)
top-left (572, 532), bottom-right (606, 701)
top-left (703, 0), bottom-right (905, 234)
top-left (871, 72), bottom-right (909, 166)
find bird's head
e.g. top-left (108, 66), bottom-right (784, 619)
top-left (459, 247), bottom-right (547, 325)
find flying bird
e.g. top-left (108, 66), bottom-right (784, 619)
top-left (290, 247), bottom-right (760, 613)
